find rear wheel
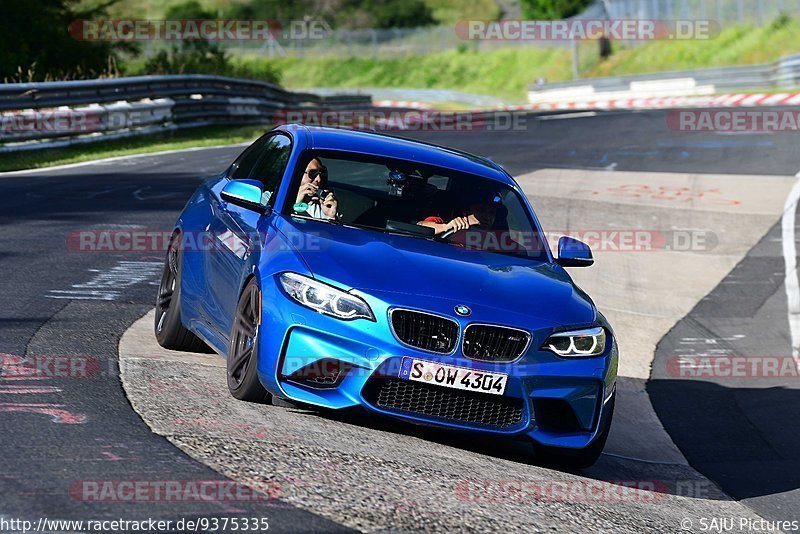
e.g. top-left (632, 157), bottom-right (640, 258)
top-left (227, 279), bottom-right (271, 403)
top-left (154, 233), bottom-right (209, 352)
top-left (532, 394), bottom-right (615, 469)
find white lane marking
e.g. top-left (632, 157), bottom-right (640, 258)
top-left (537, 111), bottom-right (598, 121)
top-left (782, 171), bottom-right (800, 363)
top-left (46, 261), bottom-right (162, 301)
top-left (0, 142), bottom-right (249, 177)
top-left (715, 131), bottom-right (774, 136)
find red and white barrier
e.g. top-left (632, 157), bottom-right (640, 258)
top-left (376, 93), bottom-right (800, 113)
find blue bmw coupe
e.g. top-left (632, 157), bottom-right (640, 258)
top-left (155, 124), bottom-right (618, 467)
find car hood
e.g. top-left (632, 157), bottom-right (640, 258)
top-left (277, 217), bottom-right (596, 326)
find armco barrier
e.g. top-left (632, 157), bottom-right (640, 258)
top-left (0, 75), bottom-right (372, 152)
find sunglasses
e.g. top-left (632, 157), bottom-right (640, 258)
top-left (305, 166), bottom-right (328, 180)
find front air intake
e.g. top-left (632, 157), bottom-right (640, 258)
top-left (363, 377), bottom-right (525, 429)
top-left (462, 324), bottom-right (531, 363)
top-left (284, 358), bottom-right (350, 389)
top-left (390, 309), bottom-right (459, 354)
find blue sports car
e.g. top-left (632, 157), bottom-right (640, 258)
top-left (155, 124), bottom-right (618, 467)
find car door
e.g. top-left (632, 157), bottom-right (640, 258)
top-left (204, 133), bottom-right (292, 341)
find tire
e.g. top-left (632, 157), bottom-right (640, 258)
top-left (532, 394), bottom-right (615, 469)
top-left (227, 278), bottom-right (271, 403)
top-left (155, 232), bottom-right (210, 353)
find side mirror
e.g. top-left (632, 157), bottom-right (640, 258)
top-left (556, 236), bottom-right (594, 267)
top-left (221, 180), bottom-right (269, 214)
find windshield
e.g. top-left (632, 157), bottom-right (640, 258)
top-left (285, 151), bottom-right (550, 262)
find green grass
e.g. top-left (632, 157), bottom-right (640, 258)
top-left (585, 17), bottom-right (800, 77)
top-left (242, 18), bottom-right (800, 101)
top-left (243, 47), bottom-right (573, 102)
top-left (0, 124), bottom-right (268, 172)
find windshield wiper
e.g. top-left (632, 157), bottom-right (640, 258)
top-left (384, 228), bottom-right (437, 240)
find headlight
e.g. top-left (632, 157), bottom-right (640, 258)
top-left (279, 272), bottom-right (375, 321)
top-left (543, 327), bottom-right (607, 357)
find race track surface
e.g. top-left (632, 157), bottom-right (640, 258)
top-left (1, 109), bottom-right (799, 531)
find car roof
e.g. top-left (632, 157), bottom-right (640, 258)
top-left (275, 123), bottom-right (515, 187)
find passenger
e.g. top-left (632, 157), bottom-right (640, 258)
top-left (418, 194), bottom-right (528, 254)
top-left (294, 157), bottom-right (338, 220)
top-left (418, 199), bottom-right (497, 236)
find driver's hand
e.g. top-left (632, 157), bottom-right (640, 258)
top-left (466, 214), bottom-right (481, 227)
top-left (446, 216), bottom-right (470, 233)
top-left (296, 182), bottom-right (318, 203)
top-left (321, 192), bottom-right (338, 218)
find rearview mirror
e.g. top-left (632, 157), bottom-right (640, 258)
top-left (221, 180), bottom-right (269, 214)
top-left (556, 236), bottom-right (593, 267)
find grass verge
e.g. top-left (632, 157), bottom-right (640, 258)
top-left (0, 124), bottom-right (268, 172)
top-left (235, 17), bottom-right (800, 101)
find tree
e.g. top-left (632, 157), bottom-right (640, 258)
top-left (519, 0), bottom-right (593, 20)
top-left (0, 0), bottom-right (123, 81)
top-left (363, 0), bottom-right (436, 29)
top-left (143, 0), bottom-right (228, 75)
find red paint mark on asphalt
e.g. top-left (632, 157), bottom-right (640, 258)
top-left (575, 184), bottom-right (740, 205)
top-left (221, 505), bottom-right (247, 513)
top-left (0, 403), bottom-right (87, 423)
top-left (0, 353), bottom-right (90, 424)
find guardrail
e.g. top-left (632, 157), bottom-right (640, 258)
top-left (0, 75), bottom-right (372, 152)
top-left (301, 87), bottom-right (511, 107)
top-left (528, 53), bottom-right (800, 105)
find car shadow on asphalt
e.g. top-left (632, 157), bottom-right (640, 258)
top-left (275, 399), bottom-right (733, 500)
top-left (648, 378), bottom-right (800, 507)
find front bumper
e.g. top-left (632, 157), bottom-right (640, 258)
top-left (256, 278), bottom-right (618, 450)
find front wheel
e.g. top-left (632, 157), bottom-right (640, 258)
top-left (532, 394), bottom-right (615, 469)
top-left (155, 233), bottom-right (209, 353)
top-left (227, 278), bottom-right (271, 403)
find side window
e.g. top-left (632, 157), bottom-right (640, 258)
top-left (230, 136), bottom-right (271, 180)
top-left (247, 134), bottom-right (292, 203)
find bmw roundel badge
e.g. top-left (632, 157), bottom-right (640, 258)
top-left (455, 305), bottom-right (471, 316)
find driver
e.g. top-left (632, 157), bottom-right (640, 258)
top-left (294, 157), bottom-right (338, 220)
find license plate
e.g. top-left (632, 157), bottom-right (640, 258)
top-left (399, 357), bottom-right (508, 395)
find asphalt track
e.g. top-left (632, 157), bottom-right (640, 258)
top-left (1, 109), bottom-right (799, 531)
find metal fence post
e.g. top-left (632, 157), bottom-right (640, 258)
top-left (571, 39), bottom-right (580, 81)
top-left (392, 28), bottom-right (408, 57)
top-left (737, 0), bottom-right (744, 22)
